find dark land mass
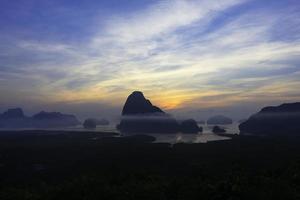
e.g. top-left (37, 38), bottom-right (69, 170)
top-left (119, 117), bottom-right (180, 133)
top-left (83, 118), bottom-right (97, 129)
top-left (83, 118), bottom-right (109, 129)
top-left (122, 91), bottom-right (164, 115)
top-left (179, 119), bottom-right (203, 133)
top-left (0, 109), bottom-right (80, 128)
top-left (212, 125), bottom-right (226, 133)
top-left (0, 131), bottom-right (299, 200)
top-left (119, 91), bottom-right (202, 133)
top-left (239, 102), bottom-right (300, 135)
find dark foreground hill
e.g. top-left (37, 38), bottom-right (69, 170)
top-left (239, 102), bottom-right (300, 135)
top-left (0, 131), bottom-right (299, 200)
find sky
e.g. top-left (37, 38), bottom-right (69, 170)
top-left (0, 0), bottom-right (300, 121)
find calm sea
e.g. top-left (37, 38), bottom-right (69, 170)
top-left (0, 123), bottom-right (240, 144)
top-left (66, 122), bottom-right (240, 144)
top-left (145, 123), bottom-right (239, 144)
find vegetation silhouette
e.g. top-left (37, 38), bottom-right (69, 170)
top-left (0, 131), bottom-right (299, 199)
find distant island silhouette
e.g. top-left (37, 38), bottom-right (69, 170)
top-left (83, 118), bottom-right (109, 129)
top-left (212, 126), bottom-right (226, 134)
top-left (239, 102), bottom-right (300, 135)
top-left (1, 93), bottom-right (299, 136)
top-left (118, 91), bottom-right (202, 133)
top-left (0, 108), bottom-right (80, 128)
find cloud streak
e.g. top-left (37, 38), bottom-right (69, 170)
top-left (0, 0), bottom-right (300, 118)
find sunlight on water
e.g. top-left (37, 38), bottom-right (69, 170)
top-left (125, 123), bottom-right (239, 144)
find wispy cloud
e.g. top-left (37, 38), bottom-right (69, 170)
top-left (0, 0), bottom-right (300, 118)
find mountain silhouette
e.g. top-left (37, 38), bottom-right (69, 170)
top-left (0, 108), bottom-right (80, 128)
top-left (32, 111), bottom-right (80, 128)
top-left (118, 91), bottom-right (201, 134)
top-left (0, 108), bottom-right (28, 128)
top-left (239, 102), bottom-right (300, 135)
top-left (122, 91), bottom-right (164, 115)
top-left (1, 108), bottom-right (25, 119)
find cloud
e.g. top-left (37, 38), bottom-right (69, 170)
top-left (101, 0), bottom-right (244, 42)
top-left (0, 0), bottom-right (300, 119)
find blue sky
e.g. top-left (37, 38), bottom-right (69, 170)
top-left (0, 0), bottom-right (300, 120)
